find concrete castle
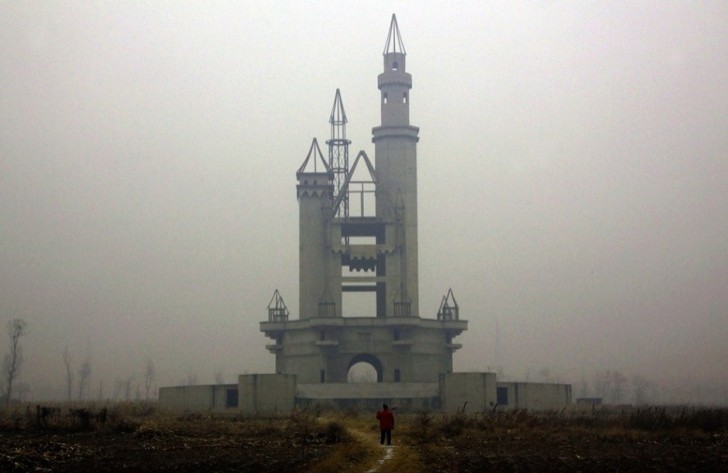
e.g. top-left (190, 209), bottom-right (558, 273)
top-left (160, 15), bottom-right (572, 413)
top-left (260, 14), bottom-right (467, 386)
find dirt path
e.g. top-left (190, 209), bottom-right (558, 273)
top-left (346, 424), bottom-right (421, 473)
top-left (365, 445), bottom-right (394, 472)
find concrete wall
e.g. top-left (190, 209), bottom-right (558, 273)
top-left (296, 382), bottom-right (439, 411)
top-left (238, 374), bottom-right (296, 415)
top-left (496, 382), bottom-right (572, 410)
top-left (160, 375), bottom-right (572, 414)
top-left (439, 372), bottom-right (497, 413)
top-left (158, 384), bottom-right (237, 411)
top-left (261, 316), bottom-right (465, 386)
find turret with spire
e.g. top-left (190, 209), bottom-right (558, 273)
top-left (260, 15), bottom-right (466, 387)
top-left (378, 14), bottom-right (412, 127)
top-left (373, 13), bottom-right (420, 317)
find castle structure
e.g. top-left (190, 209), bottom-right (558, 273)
top-left (159, 15), bottom-right (572, 413)
top-left (259, 15), bottom-right (466, 386)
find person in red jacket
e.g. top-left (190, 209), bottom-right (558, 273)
top-left (376, 403), bottom-right (395, 445)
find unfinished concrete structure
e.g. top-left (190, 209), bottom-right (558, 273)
top-left (260, 15), bottom-right (466, 389)
top-left (159, 15), bottom-right (572, 413)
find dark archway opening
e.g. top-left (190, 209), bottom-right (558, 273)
top-left (347, 353), bottom-right (383, 383)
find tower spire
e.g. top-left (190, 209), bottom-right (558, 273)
top-left (383, 14), bottom-right (406, 55)
top-left (326, 89), bottom-right (351, 218)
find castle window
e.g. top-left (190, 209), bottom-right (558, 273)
top-left (394, 369), bottom-right (401, 382)
top-left (403, 93), bottom-right (408, 104)
top-left (393, 329), bottom-right (400, 341)
top-left (225, 388), bottom-right (238, 408)
top-left (383, 93), bottom-right (388, 104)
top-left (392, 61), bottom-right (399, 71)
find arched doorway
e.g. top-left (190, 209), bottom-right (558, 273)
top-left (347, 353), bottom-right (383, 383)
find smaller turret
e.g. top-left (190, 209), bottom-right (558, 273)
top-left (297, 139), bottom-right (340, 319)
top-left (379, 14), bottom-right (412, 127)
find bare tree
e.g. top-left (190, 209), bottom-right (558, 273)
top-left (214, 370), bottom-right (225, 385)
top-left (15, 382), bottom-right (30, 402)
top-left (593, 370), bottom-right (613, 402)
top-left (115, 375), bottom-right (135, 401)
top-left (96, 380), bottom-right (104, 401)
top-left (77, 359), bottom-right (91, 400)
top-left (123, 375), bottom-right (135, 401)
top-left (184, 369), bottom-right (198, 386)
top-left (63, 348), bottom-right (73, 402)
top-left (3, 318), bottom-right (28, 406)
top-left (610, 370), bottom-right (628, 404)
top-left (538, 367), bottom-right (552, 383)
top-left (632, 375), bottom-right (651, 405)
top-left (143, 359), bottom-right (156, 400)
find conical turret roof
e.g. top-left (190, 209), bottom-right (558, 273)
top-left (297, 138), bottom-right (331, 175)
top-left (329, 88), bottom-right (347, 126)
top-left (383, 13), bottom-right (406, 55)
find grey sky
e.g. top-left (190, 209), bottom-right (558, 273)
top-left (1, 1), bottom-right (726, 402)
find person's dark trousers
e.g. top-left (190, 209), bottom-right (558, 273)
top-left (380, 429), bottom-right (392, 445)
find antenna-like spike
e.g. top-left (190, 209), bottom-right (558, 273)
top-left (326, 89), bottom-right (352, 218)
top-left (329, 89), bottom-right (348, 126)
top-left (383, 13), bottom-right (406, 55)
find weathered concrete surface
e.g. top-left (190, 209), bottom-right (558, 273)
top-left (261, 316), bottom-right (466, 384)
top-left (439, 372), bottom-right (498, 412)
top-left (297, 382), bottom-right (438, 399)
top-left (496, 382), bottom-right (572, 410)
top-left (238, 374), bottom-right (296, 415)
top-left (158, 384), bottom-right (236, 411)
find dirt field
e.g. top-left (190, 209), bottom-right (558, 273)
top-left (1, 404), bottom-right (726, 472)
top-left (406, 407), bottom-right (728, 472)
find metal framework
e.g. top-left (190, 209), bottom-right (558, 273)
top-left (437, 288), bottom-right (459, 321)
top-left (326, 89), bottom-right (351, 218)
top-left (383, 13), bottom-right (406, 55)
top-left (332, 150), bottom-right (376, 218)
top-left (267, 289), bottom-right (289, 322)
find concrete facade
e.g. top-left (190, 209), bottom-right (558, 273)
top-left (238, 374), bottom-right (296, 415)
top-left (261, 317), bottom-right (466, 384)
top-left (296, 382), bottom-right (439, 411)
top-left (158, 375), bottom-right (572, 414)
top-left (496, 382), bottom-right (573, 410)
top-left (158, 384), bottom-right (237, 411)
top-left (440, 372), bottom-right (498, 412)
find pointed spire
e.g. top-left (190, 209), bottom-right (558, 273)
top-left (437, 289), bottom-right (459, 321)
top-left (267, 289), bottom-right (290, 322)
top-left (329, 89), bottom-right (347, 126)
top-left (383, 13), bottom-right (406, 55)
top-left (297, 138), bottom-right (331, 175)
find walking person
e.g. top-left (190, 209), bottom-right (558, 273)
top-left (376, 403), bottom-right (395, 445)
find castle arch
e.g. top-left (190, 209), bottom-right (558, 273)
top-left (347, 353), bottom-right (383, 383)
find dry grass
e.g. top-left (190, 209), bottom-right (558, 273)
top-left (2, 403), bottom-right (725, 472)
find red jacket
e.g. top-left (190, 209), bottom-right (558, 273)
top-left (376, 408), bottom-right (395, 430)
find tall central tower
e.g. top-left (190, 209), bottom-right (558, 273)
top-left (261, 15), bottom-right (466, 387)
top-left (373, 14), bottom-right (420, 317)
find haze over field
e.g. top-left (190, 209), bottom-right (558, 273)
top-left (1, 1), bottom-right (726, 403)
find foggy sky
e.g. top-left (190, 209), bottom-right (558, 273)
top-left (1, 1), bottom-right (726, 403)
